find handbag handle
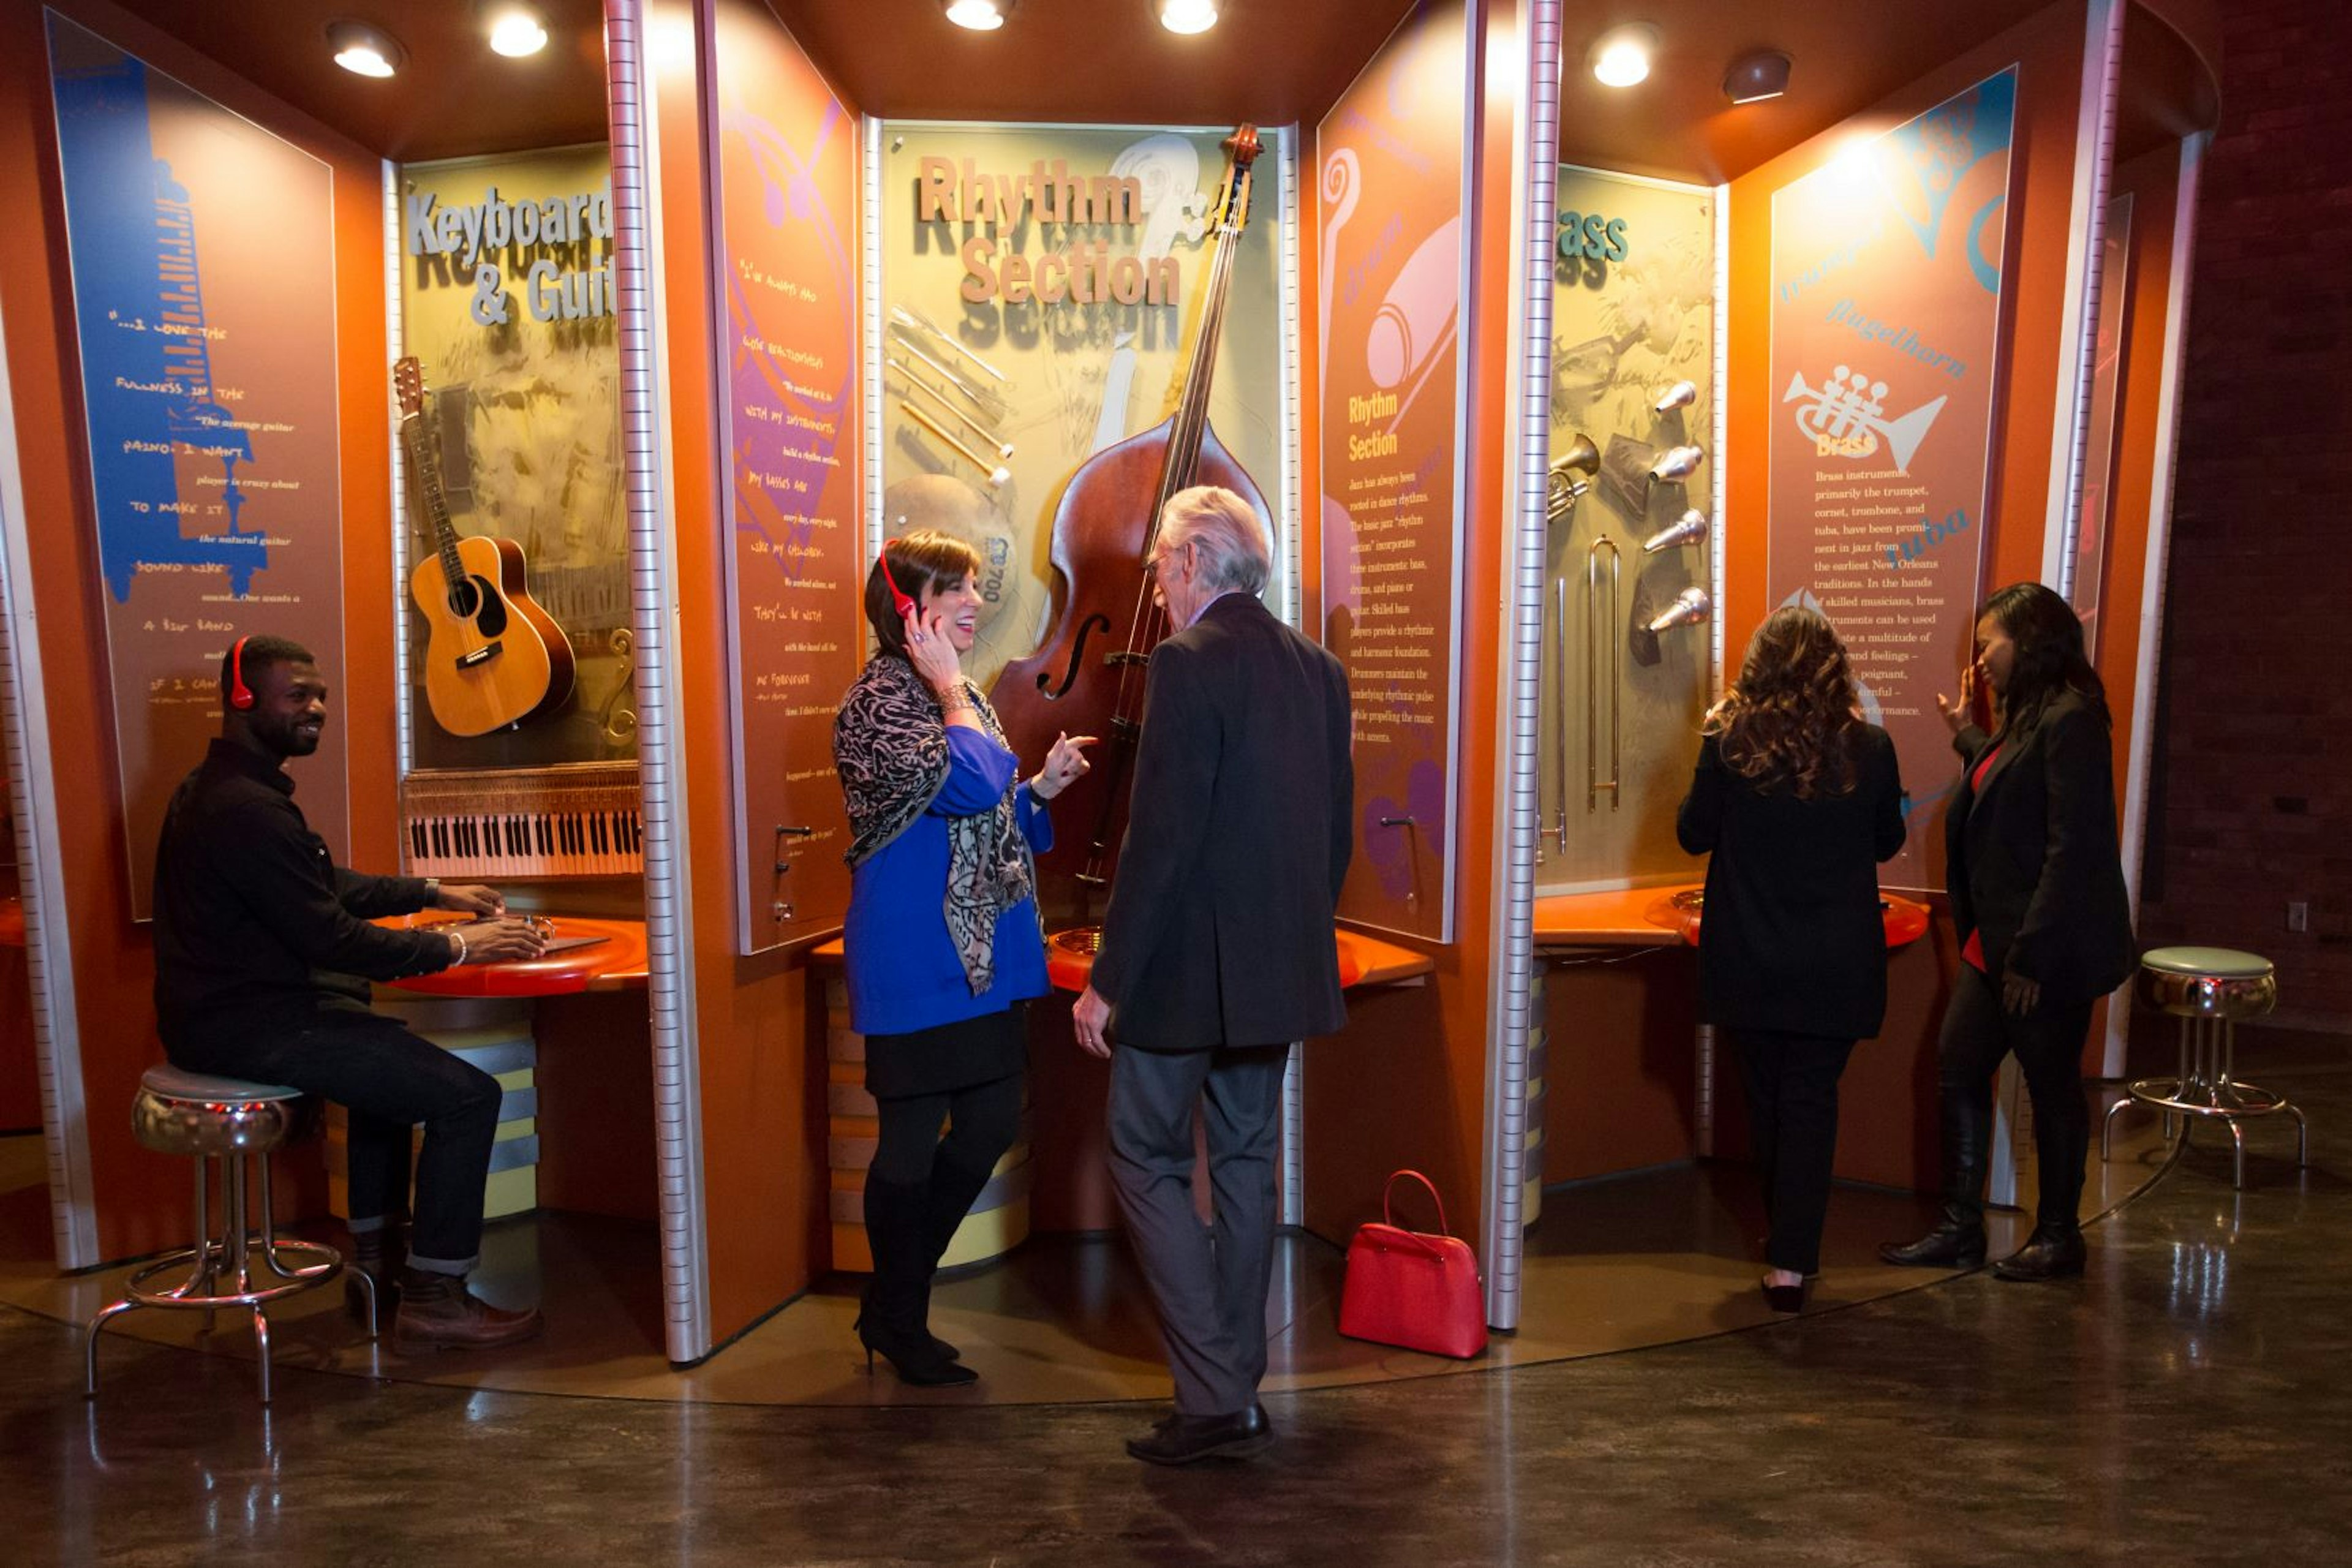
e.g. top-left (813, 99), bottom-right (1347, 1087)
top-left (1381, 1169), bottom-right (1452, 1238)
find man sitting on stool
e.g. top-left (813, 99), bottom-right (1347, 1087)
top-left (152, 635), bottom-right (549, 1351)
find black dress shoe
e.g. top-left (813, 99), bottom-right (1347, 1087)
top-left (1760, 1277), bottom-right (1808, 1313)
top-left (1877, 1223), bottom-right (1988, 1269)
top-left (1126, 1406), bottom-right (1272, 1466)
top-left (1992, 1229), bottom-right (2086, 1282)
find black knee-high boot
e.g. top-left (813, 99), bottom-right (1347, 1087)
top-left (1879, 1090), bottom-right (1991, 1268)
top-left (913, 1147), bottom-right (1000, 1355)
top-left (857, 1174), bottom-right (973, 1386)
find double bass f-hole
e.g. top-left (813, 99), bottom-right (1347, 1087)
top-left (1038, 613), bottom-right (1111, 698)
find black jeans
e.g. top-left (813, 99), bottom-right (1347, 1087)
top-left (167, 1009), bottom-right (503, 1274)
top-left (1733, 1030), bottom-right (1857, 1277)
top-left (1938, 965), bottom-right (2095, 1234)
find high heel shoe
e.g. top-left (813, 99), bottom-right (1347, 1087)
top-left (1759, 1276), bottom-right (1809, 1313)
top-left (853, 1310), bottom-right (976, 1387)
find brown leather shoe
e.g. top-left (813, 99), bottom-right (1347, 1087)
top-left (392, 1268), bottom-right (544, 1351)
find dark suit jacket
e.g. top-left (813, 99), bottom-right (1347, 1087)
top-left (1676, 725), bottom-right (1907, 1040)
top-left (1090, 592), bottom-right (1353, 1051)
top-left (1945, 689), bottom-right (2136, 1003)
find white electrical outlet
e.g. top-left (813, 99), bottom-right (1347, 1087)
top-left (2288, 902), bottom-right (2310, 933)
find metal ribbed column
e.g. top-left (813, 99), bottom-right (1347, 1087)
top-left (605, 0), bottom-right (710, 1365)
top-left (1480, 0), bottom-right (1563, 1333)
top-left (1278, 123), bottom-right (1308, 1228)
top-left (0, 294), bottom-right (99, 1269)
top-left (2051, 0), bottom-right (2128, 598)
top-left (383, 159), bottom-right (417, 786)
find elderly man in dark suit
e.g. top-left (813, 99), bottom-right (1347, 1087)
top-left (1073, 485), bottom-right (1353, 1466)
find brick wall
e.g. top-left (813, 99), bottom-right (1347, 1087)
top-left (2137, 0), bottom-right (2352, 1031)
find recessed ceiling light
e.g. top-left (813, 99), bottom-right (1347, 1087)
top-left (1157, 0), bottom-right (1220, 34)
top-left (943, 0), bottom-right (1012, 30)
top-left (486, 5), bottom-right (549, 58)
top-left (326, 19), bottom-right (405, 78)
top-left (1591, 24), bottom-right (1658, 89)
top-left (1724, 50), bottom-right (1792, 105)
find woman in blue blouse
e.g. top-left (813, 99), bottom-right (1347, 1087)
top-left (833, 530), bottom-right (1091, 1385)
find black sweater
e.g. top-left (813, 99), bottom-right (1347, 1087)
top-left (1676, 725), bottom-right (1907, 1040)
top-left (153, 739), bottom-right (455, 1048)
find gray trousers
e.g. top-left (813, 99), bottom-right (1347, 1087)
top-left (1107, 1042), bottom-right (1289, 1417)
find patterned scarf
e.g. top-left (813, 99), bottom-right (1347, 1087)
top-left (834, 651), bottom-right (1036, 995)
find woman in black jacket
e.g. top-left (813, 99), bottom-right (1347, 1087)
top-left (1880, 582), bottom-right (2135, 1281)
top-left (1678, 608), bottom-right (1905, 1311)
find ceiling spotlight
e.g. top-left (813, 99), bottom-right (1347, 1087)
top-left (943, 0), bottom-right (1012, 29)
top-left (1157, 0), bottom-right (1219, 33)
top-left (1590, 24), bottom-right (1657, 89)
top-left (486, 4), bottom-right (549, 57)
top-left (326, 19), bottom-right (405, 78)
top-left (1724, 49), bottom-right (1792, 105)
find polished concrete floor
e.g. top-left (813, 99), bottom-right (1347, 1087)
top-left (4, 1095), bottom-right (2159, 1406)
top-left (2, 1033), bottom-right (2346, 1562)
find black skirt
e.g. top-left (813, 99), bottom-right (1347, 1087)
top-left (864, 1001), bottom-right (1029, 1101)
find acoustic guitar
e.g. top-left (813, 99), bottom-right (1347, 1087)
top-left (394, 357), bottom-right (576, 736)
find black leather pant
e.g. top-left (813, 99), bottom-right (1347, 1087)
top-left (1937, 965), bottom-right (2095, 1235)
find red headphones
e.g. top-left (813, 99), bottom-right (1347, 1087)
top-left (227, 635), bottom-right (255, 710)
top-left (876, 551), bottom-right (918, 620)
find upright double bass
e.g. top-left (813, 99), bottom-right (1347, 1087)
top-left (990, 125), bottom-right (1270, 929)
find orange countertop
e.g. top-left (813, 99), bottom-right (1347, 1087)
top-left (1536, 883), bottom-right (1932, 951)
top-left (374, 913), bottom-right (649, 997)
top-left (809, 925), bottom-right (1436, 995)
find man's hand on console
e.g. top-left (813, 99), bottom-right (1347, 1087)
top-left (434, 883), bottom-right (507, 918)
top-left (452, 917), bottom-right (549, 966)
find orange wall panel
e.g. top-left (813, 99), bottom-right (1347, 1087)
top-left (649, 0), bottom-right (832, 1347)
top-left (0, 0), bottom-right (393, 1259)
top-left (1714, 2), bottom-right (2100, 1185)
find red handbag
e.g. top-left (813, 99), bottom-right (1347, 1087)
top-left (1337, 1169), bottom-right (1489, 1359)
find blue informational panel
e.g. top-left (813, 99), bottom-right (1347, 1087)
top-left (47, 10), bottom-right (347, 915)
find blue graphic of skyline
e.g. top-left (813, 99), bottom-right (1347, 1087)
top-left (51, 39), bottom-right (265, 602)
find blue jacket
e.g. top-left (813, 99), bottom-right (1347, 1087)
top-left (842, 726), bottom-right (1053, 1036)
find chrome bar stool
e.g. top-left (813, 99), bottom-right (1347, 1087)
top-left (2101, 947), bottom-right (2308, 1189)
top-left (85, 1066), bottom-right (374, 1403)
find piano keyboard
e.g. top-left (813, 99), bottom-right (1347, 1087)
top-left (401, 764), bottom-right (644, 880)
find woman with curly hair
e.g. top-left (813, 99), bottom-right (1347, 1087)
top-left (1677, 607), bottom-right (1905, 1311)
top-left (1880, 582), bottom-right (2133, 1282)
top-left (832, 529), bottom-right (1092, 1384)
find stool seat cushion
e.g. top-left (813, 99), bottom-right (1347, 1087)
top-left (140, 1065), bottom-right (304, 1103)
top-left (2141, 946), bottom-right (2273, 981)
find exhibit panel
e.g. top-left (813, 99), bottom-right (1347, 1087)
top-left (1539, 166), bottom-right (1717, 894)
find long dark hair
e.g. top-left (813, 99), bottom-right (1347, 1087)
top-left (1980, 582), bottom-right (2106, 736)
top-left (1705, 606), bottom-right (1861, 798)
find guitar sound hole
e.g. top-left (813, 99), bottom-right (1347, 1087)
top-left (447, 576), bottom-right (510, 636)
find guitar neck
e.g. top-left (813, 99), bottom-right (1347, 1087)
top-left (401, 410), bottom-right (467, 589)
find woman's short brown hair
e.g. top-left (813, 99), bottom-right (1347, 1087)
top-left (864, 529), bottom-right (982, 658)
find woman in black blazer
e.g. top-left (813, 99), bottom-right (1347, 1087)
top-left (1881, 582), bottom-right (2135, 1281)
top-left (1678, 608), bottom-right (1905, 1311)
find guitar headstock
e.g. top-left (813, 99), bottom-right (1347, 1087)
top-left (393, 355), bottom-right (426, 419)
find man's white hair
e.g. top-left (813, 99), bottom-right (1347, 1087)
top-left (1158, 486), bottom-right (1271, 597)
